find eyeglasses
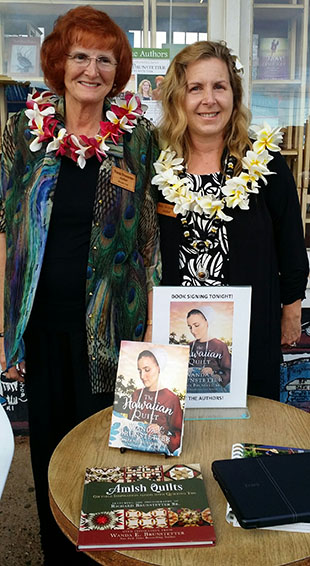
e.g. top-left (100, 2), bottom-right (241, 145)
top-left (66, 53), bottom-right (117, 71)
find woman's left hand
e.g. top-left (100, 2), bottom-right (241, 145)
top-left (281, 299), bottom-right (302, 348)
top-left (2, 361), bottom-right (26, 383)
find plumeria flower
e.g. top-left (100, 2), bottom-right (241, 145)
top-left (46, 128), bottom-right (67, 153)
top-left (208, 198), bottom-right (233, 221)
top-left (94, 135), bottom-right (110, 156)
top-left (161, 177), bottom-right (190, 203)
top-left (242, 150), bottom-right (272, 176)
top-left (99, 121), bottom-right (122, 144)
top-left (79, 135), bottom-right (109, 162)
top-left (241, 168), bottom-right (273, 188)
top-left (153, 148), bottom-right (184, 175)
top-left (117, 115), bottom-right (136, 133)
top-left (25, 101), bottom-right (55, 127)
top-left (193, 194), bottom-right (215, 216)
top-left (28, 114), bottom-right (58, 151)
top-left (111, 94), bottom-right (143, 125)
top-left (69, 135), bottom-right (90, 169)
top-left (223, 175), bottom-right (248, 194)
top-left (252, 123), bottom-right (283, 153)
top-left (238, 171), bottom-right (261, 190)
top-left (223, 185), bottom-right (250, 210)
top-left (173, 189), bottom-right (196, 214)
top-left (26, 91), bottom-right (54, 112)
top-left (105, 111), bottom-right (135, 134)
top-left (152, 167), bottom-right (182, 189)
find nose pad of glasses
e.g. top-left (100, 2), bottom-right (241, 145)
top-left (87, 59), bottom-right (100, 72)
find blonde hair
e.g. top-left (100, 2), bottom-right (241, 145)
top-left (138, 79), bottom-right (152, 97)
top-left (158, 41), bottom-right (251, 173)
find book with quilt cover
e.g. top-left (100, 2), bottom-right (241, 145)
top-left (77, 463), bottom-right (216, 550)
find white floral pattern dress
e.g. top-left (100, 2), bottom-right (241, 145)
top-left (179, 172), bottom-right (229, 286)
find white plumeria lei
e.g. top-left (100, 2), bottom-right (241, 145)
top-left (25, 90), bottom-right (143, 169)
top-left (151, 123), bottom-right (283, 222)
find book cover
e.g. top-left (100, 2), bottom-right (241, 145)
top-left (225, 443), bottom-right (310, 532)
top-left (258, 37), bottom-right (289, 80)
top-left (77, 463), bottom-right (216, 550)
top-left (280, 358), bottom-right (310, 413)
top-left (109, 341), bottom-right (189, 456)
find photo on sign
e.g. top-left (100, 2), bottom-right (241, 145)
top-left (152, 286), bottom-right (251, 409)
top-left (169, 301), bottom-right (233, 394)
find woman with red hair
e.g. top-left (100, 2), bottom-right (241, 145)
top-left (0, 6), bottom-right (160, 563)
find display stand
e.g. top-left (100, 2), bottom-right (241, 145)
top-left (185, 406), bottom-right (250, 421)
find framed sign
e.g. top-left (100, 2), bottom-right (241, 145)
top-left (152, 286), bottom-right (251, 410)
top-left (7, 36), bottom-right (41, 77)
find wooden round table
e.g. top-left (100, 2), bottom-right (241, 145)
top-left (48, 396), bottom-right (310, 566)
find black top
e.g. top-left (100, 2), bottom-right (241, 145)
top-left (157, 152), bottom-right (309, 400)
top-left (29, 156), bottom-right (99, 329)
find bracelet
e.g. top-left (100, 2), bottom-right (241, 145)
top-left (0, 332), bottom-right (4, 338)
top-left (147, 319), bottom-right (153, 326)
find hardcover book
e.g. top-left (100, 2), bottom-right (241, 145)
top-left (109, 341), bottom-right (189, 456)
top-left (77, 463), bottom-right (216, 550)
top-left (224, 443), bottom-right (310, 532)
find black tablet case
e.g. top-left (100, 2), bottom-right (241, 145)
top-left (212, 452), bottom-right (310, 529)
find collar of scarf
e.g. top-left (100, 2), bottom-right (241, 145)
top-left (152, 123), bottom-right (283, 222)
top-left (25, 90), bottom-right (143, 169)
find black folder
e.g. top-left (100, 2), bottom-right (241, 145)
top-left (212, 452), bottom-right (310, 529)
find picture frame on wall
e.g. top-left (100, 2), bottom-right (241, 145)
top-left (7, 36), bottom-right (41, 77)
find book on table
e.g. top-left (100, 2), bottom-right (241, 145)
top-left (109, 340), bottom-right (189, 456)
top-left (77, 463), bottom-right (216, 550)
top-left (218, 442), bottom-right (310, 532)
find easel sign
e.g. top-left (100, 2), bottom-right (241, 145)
top-left (152, 286), bottom-right (251, 412)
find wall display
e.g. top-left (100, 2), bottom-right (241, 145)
top-left (258, 37), bottom-right (289, 80)
top-left (152, 286), bottom-right (251, 409)
top-left (6, 37), bottom-right (41, 77)
top-left (127, 48), bottom-right (170, 126)
top-left (281, 307), bottom-right (310, 412)
top-left (109, 341), bottom-right (189, 456)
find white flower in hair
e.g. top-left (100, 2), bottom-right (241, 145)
top-left (230, 49), bottom-right (244, 74)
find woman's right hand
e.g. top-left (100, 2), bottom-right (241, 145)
top-left (0, 340), bottom-right (26, 382)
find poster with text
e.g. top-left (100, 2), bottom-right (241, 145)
top-left (152, 287), bottom-right (251, 409)
top-left (130, 48), bottom-right (170, 125)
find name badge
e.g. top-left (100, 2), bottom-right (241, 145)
top-left (111, 166), bottom-right (136, 192)
top-left (157, 202), bottom-right (177, 218)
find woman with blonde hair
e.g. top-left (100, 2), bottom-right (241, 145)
top-left (138, 78), bottom-right (153, 100)
top-left (152, 40), bottom-right (308, 400)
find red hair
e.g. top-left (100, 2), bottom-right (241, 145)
top-left (40, 6), bottom-right (132, 96)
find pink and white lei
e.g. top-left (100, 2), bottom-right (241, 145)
top-left (25, 90), bottom-right (144, 169)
